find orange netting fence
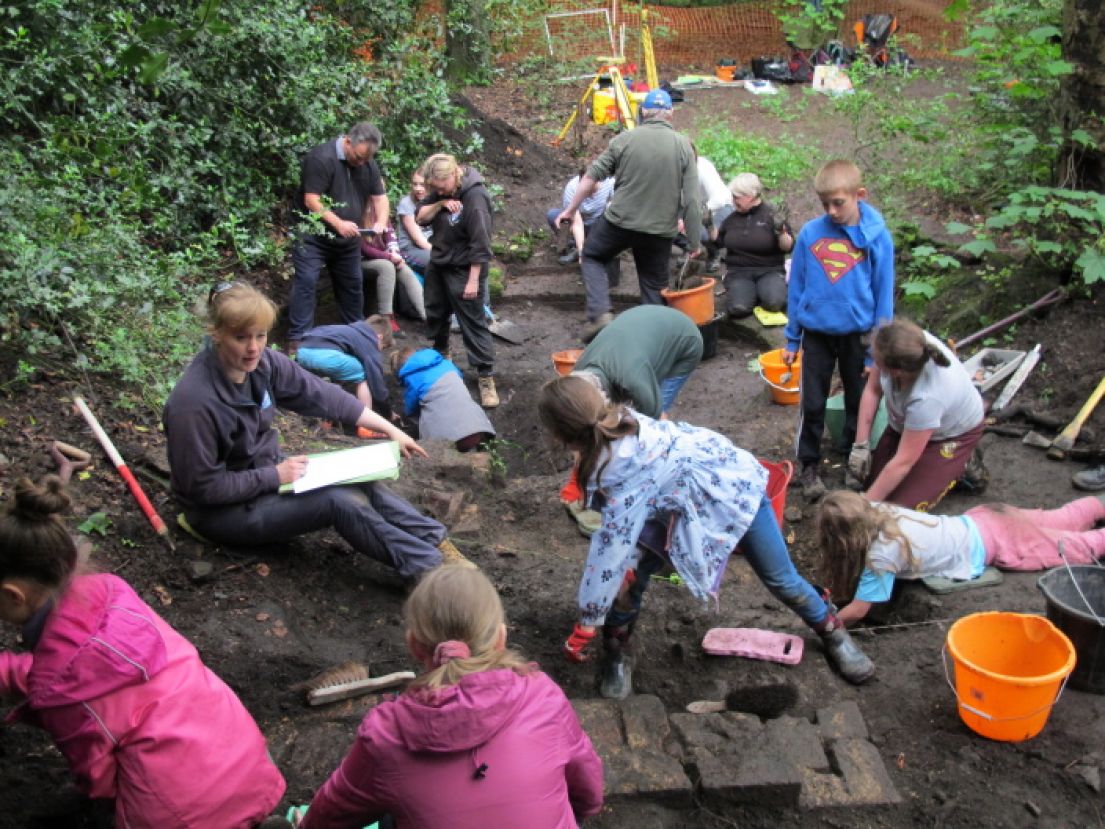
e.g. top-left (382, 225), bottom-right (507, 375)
top-left (517, 0), bottom-right (964, 68)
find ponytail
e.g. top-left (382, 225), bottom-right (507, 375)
top-left (537, 375), bottom-right (638, 493)
top-left (0, 476), bottom-right (79, 588)
top-left (873, 317), bottom-right (947, 374)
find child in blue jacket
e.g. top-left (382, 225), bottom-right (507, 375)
top-left (391, 347), bottom-right (495, 452)
top-left (783, 160), bottom-right (895, 500)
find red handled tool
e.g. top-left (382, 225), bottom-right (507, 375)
top-left (74, 397), bottom-right (175, 551)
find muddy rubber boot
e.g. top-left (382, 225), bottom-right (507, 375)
top-left (599, 629), bottom-right (633, 700)
top-left (816, 615), bottom-right (875, 685)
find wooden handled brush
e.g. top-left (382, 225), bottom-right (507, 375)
top-left (302, 662), bottom-right (416, 706)
top-left (1048, 373), bottom-right (1105, 460)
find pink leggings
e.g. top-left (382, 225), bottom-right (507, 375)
top-left (968, 497), bottom-right (1105, 571)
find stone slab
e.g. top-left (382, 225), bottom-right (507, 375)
top-left (816, 700), bottom-right (870, 742)
top-left (799, 739), bottom-right (902, 808)
top-left (573, 696), bottom-right (693, 802)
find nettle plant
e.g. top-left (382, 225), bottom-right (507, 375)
top-left (950, 187), bottom-right (1105, 286)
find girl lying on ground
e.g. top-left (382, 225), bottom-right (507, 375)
top-left (817, 489), bottom-right (1105, 625)
top-left (0, 475), bottom-right (286, 828)
top-left (538, 375), bottom-right (876, 696)
top-left (296, 566), bottom-right (604, 829)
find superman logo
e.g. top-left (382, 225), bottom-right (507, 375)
top-left (810, 238), bottom-right (865, 282)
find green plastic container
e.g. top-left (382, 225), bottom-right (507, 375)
top-left (825, 393), bottom-right (888, 448)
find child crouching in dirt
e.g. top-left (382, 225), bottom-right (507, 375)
top-left (0, 475), bottom-right (286, 828)
top-left (295, 314), bottom-right (394, 418)
top-left (817, 489), bottom-right (1105, 625)
top-left (294, 566), bottom-right (604, 829)
top-left (390, 346), bottom-right (495, 452)
top-left (538, 375), bottom-right (876, 698)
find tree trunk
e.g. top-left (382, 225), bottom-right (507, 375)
top-left (444, 0), bottom-right (491, 83)
top-left (1057, 0), bottom-right (1105, 191)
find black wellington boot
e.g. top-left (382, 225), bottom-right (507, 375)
top-left (599, 627), bottom-right (633, 700)
top-left (815, 614), bottom-right (875, 685)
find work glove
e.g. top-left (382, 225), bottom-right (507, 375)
top-left (564, 623), bottom-right (597, 663)
top-left (848, 442), bottom-right (872, 484)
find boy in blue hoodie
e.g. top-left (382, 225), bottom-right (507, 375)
top-left (783, 160), bottom-right (895, 500)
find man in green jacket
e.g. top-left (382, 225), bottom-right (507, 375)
top-left (556, 89), bottom-right (702, 343)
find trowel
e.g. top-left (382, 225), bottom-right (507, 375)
top-left (485, 305), bottom-right (525, 344)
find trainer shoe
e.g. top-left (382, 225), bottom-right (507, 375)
top-left (581, 312), bottom-right (614, 344)
top-left (438, 538), bottom-right (477, 569)
top-left (478, 376), bottom-right (500, 409)
top-left (1072, 463), bottom-right (1105, 493)
top-left (800, 463), bottom-right (826, 501)
top-left (558, 249), bottom-right (581, 266)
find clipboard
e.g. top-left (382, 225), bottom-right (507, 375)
top-left (279, 442), bottom-right (401, 494)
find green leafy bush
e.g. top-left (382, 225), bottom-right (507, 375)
top-left (693, 124), bottom-right (814, 188)
top-left (0, 0), bottom-right (473, 411)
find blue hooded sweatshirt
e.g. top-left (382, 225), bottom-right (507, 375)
top-left (397, 349), bottom-right (462, 416)
top-left (784, 201), bottom-right (895, 354)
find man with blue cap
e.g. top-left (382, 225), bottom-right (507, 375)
top-left (556, 88), bottom-right (702, 343)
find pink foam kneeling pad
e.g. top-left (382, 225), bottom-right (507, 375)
top-left (701, 627), bottom-right (804, 665)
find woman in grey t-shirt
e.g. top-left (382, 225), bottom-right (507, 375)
top-left (851, 318), bottom-right (984, 510)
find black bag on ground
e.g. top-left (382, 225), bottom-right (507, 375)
top-left (751, 57), bottom-right (793, 83)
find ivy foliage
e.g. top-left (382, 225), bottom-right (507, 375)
top-left (0, 0), bottom-right (473, 410)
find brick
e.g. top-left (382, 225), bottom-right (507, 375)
top-left (816, 700), bottom-right (870, 741)
top-left (763, 715), bottom-right (830, 772)
top-left (573, 697), bottom-right (693, 803)
top-left (800, 739), bottom-right (901, 808)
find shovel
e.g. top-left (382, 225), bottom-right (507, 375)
top-left (485, 305), bottom-right (525, 344)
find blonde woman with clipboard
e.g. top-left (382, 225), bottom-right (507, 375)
top-left (163, 282), bottom-right (471, 580)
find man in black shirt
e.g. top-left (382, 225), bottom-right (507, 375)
top-left (288, 122), bottom-right (389, 346)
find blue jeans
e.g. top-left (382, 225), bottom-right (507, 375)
top-left (604, 497), bottom-right (828, 630)
top-left (659, 374), bottom-right (690, 413)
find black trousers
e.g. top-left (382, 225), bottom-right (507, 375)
top-left (580, 216), bottom-right (672, 321)
top-left (424, 261), bottom-right (494, 377)
top-left (795, 330), bottom-right (867, 467)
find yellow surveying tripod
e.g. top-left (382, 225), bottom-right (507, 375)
top-left (552, 63), bottom-right (637, 147)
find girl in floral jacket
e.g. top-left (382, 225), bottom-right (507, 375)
top-left (538, 375), bottom-right (876, 697)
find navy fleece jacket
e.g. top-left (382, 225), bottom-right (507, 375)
top-left (163, 346), bottom-right (364, 509)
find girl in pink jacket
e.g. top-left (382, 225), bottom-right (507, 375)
top-left (0, 475), bottom-right (286, 828)
top-left (299, 566), bottom-right (604, 829)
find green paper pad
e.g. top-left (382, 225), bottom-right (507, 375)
top-left (278, 441), bottom-right (400, 494)
top-left (922, 566), bottom-right (1003, 594)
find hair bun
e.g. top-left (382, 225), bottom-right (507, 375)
top-left (13, 475), bottom-right (71, 521)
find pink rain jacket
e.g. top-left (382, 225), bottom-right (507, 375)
top-left (302, 668), bottom-right (604, 829)
top-left (0, 573), bottom-right (285, 828)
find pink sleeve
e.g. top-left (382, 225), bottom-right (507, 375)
top-left (301, 735), bottom-right (387, 829)
top-left (560, 695), bottom-right (604, 819)
top-left (360, 238), bottom-right (388, 259)
top-left (0, 651), bottom-right (32, 698)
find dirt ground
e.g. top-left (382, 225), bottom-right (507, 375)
top-left (3, 65), bottom-right (1105, 828)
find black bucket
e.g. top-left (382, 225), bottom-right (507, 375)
top-left (1037, 565), bottom-right (1105, 694)
top-left (699, 313), bottom-right (722, 361)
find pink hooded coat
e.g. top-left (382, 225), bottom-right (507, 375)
top-left (0, 573), bottom-right (285, 828)
top-left (301, 668), bottom-right (604, 829)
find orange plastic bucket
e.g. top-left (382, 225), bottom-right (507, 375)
top-left (552, 349), bottom-right (583, 376)
top-left (661, 277), bottom-right (716, 325)
top-left (945, 612), bottom-right (1076, 742)
top-left (715, 65), bottom-right (737, 82)
top-left (757, 349), bottom-right (801, 405)
top-left (759, 459), bottom-right (793, 527)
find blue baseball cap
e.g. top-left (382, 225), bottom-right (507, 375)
top-left (642, 89), bottom-right (672, 110)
